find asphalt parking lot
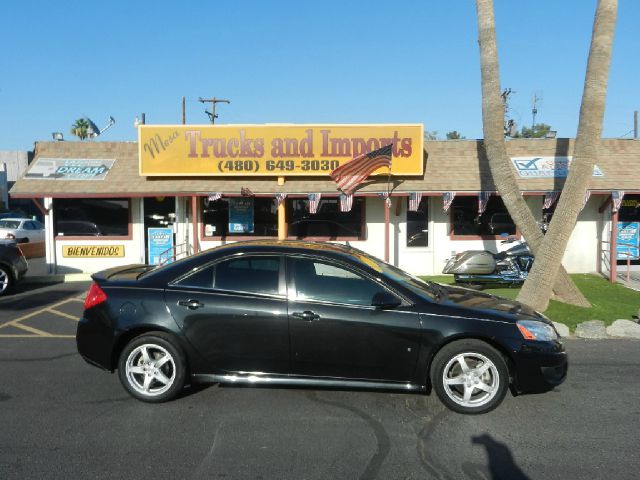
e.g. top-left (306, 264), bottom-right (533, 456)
top-left (1, 283), bottom-right (640, 480)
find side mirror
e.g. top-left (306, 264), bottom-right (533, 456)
top-left (371, 291), bottom-right (401, 309)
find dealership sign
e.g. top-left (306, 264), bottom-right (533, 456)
top-left (25, 158), bottom-right (116, 180)
top-left (138, 124), bottom-right (424, 177)
top-left (511, 156), bottom-right (603, 178)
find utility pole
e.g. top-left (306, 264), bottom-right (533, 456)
top-left (634, 110), bottom-right (638, 139)
top-left (198, 97), bottom-right (231, 124)
top-left (182, 96), bottom-right (186, 124)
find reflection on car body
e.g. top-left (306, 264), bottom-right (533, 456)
top-left (76, 240), bottom-right (567, 414)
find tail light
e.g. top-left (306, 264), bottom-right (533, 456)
top-left (84, 282), bottom-right (108, 309)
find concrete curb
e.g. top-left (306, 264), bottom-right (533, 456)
top-left (24, 273), bottom-right (92, 284)
top-left (556, 319), bottom-right (640, 340)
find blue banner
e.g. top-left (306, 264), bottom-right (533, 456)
top-left (616, 222), bottom-right (639, 260)
top-left (229, 198), bottom-right (254, 234)
top-left (147, 227), bottom-right (174, 265)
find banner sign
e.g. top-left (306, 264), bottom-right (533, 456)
top-left (139, 124), bottom-right (424, 177)
top-left (62, 245), bottom-right (124, 258)
top-left (25, 158), bottom-right (115, 180)
top-left (511, 156), bottom-right (603, 178)
top-left (228, 198), bottom-right (254, 233)
top-left (147, 227), bottom-right (174, 265)
top-left (616, 222), bottom-right (639, 260)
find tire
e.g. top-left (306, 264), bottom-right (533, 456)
top-left (431, 339), bottom-right (509, 414)
top-left (117, 333), bottom-right (187, 403)
top-left (0, 266), bottom-right (13, 297)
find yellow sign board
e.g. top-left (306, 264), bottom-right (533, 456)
top-left (139, 124), bottom-right (424, 177)
top-left (62, 245), bottom-right (125, 258)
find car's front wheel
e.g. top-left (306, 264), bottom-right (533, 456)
top-left (0, 266), bottom-right (13, 297)
top-left (431, 339), bottom-right (509, 414)
top-left (117, 333), bottom-right (187, 402)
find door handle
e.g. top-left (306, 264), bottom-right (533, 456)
top-left (178, 299), bottom-right (204, 310)
top-left (292, 310), bottom-right (320, 322)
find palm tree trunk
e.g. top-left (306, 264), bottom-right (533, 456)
top-left (475, 0), bottom-right (590, 307)
top-left (517, 0), bottom-right (618, 311)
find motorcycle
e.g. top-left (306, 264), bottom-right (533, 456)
top-left (442, 236), bottom-right (534, 288)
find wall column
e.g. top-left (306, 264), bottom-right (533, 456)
top-left (610, 207), bottom-right (618, 283)
top-left (384, 197), bottom-right (390, 262)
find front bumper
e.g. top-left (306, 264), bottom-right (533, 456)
top-left (508, 339), bottom-right (568, 393)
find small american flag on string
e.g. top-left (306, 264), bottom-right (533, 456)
top-left (442, 191), bottom-right (456, 212)
top-left (478, 191), bottom-right (492, 215)
top-left (241, 187), bottom-right (254, 197)
top-left (330, 143), bottom-right (393, 194)
top-left (339, 193), bottom-right (353, 212)
top-left (308, 193), bottom-right (321, 214)
top-left (543, 191), bottom-right (560, 210)
top-left (408, 192), bottom-right (423, 212)
top-left (581, 190), bottom-right (591, 211)
top-left (205, 192), bottom-right (222, 206)
top-left (275, 193), bottom-right (287, 206)
top-left (377, 191), bottom-right (391, 207)
top-left (612, 190), bottom-right (624, 213)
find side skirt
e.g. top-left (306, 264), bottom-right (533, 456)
top-left (192, 373), bottom-right (425, 392)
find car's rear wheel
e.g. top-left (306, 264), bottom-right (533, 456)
top-left (0, 266), bottom-right (13, 297)
top-left (431, 339), bottom-right (509, 414)
top-left (117, 333), bottom-right (186, 403)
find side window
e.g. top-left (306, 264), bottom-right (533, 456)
top-left (214, 256), bottom-right (280, 295)
top-left (175, 265), bottom-right (215, 289)
top-left (23, 222), bottom-right (34, 230)
top-left (292, 258), bottom-right (387, 306)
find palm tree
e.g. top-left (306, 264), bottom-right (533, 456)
top-left (70, 118), bottom-right (90, 140)
top-left (475, 0), bottom-right (589, 307)
top-left (517, 0), bottom-right (618, 311)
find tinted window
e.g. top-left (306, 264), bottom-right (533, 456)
top-left (201, 197), bottom-right (277, 237)
top-left (53, 198), bottom-right (129, 236)
top-left (451, 196), bottom-right (515, 236)
top-left (292, 258), bottom-right (387, 305)
top-left (287, 198), bottom-right (364, 239)
top-left (214, 257), bottom-right (280, 295)
top-left (175, 265), bottom-right (215, 289)
top-left (407, 197), bottom-right (428, 247)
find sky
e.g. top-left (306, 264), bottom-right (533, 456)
top-left (1, 0), bottom-right (638, 151)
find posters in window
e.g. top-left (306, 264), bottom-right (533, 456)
top-left (229, 198), bottom-right (254, 234)
top-left (148, 227), bottom-right (174, 265)
top-left (616, 222), bottom-right (639, 260)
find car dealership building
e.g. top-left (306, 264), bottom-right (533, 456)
top-left (9, 124), bottom-right (640, 278)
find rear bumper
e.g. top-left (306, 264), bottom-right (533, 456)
top-left (76, 314), bottom-right (115, 371)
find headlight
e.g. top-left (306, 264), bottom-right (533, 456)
top-left (517, 320), bottom-right (558, 341)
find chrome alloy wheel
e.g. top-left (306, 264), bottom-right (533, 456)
top-left (125, 344), bottom-right (176, 397)
top-left (0, 267), bottom-right (10, 295)
top-left (441, 352), bottom-right (500, 408)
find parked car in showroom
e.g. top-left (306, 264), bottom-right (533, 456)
top-left (0, 218), bottom-right (45, 243)
top-left (0, 240), bottom-right (28, 296)
top-left (76, 240), bottom-right (567, 414)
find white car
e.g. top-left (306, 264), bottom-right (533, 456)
top-left (0, 218), bottom-right (45, 243)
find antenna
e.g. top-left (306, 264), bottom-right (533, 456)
top-left (531, 93), bottom-right (542, 128)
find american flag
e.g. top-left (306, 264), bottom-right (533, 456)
top-left (543, 191), bottom-right (560, 210)
top-left (330, 143), bottom-right (393, 194)
top-left (275, 193), bottom-right (287, 206)
top-left (612, 190), bottom-right (625, 213)
top-left (377, 191), bottom-right (391, 207)
top-left (205, 192), bottom-right (222, 206)
top-left (339, 193), bottom-right (353, 212)
top-left (308, 193), bottom-right (321, 214)
top-left (478, 191), bottom-right (492, 215)
top-left (408, 192), bottom-right (423, 212)
top-left (442, 191), bottom-right (456, 212)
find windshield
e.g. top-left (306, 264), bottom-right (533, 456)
top-left (345, 246), bottom-right (439, 301)
top-left (0, 220), bottom-right (21, 229)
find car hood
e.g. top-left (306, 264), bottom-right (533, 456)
top-left (433, 284), bottom-right (550, 323)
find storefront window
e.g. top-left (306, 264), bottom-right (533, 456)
top-left (450, 196), bottom-right (515, 237)
top-left (287, 197), bottom-right (364, 239)
top-left (619, 194), bottom-right (640, 222)
top-left (53, 198), bottom-right (130, 237)
top-left (201, 197), bottom-right (277, 238)
top-left (406, 197), bottom-right (428, 247)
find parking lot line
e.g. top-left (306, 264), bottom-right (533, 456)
top-left (47, 308), bottom-right (79, 321)
top-left (0, 296), bottom-right (83, 338)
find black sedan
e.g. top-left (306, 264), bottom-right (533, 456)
top-left (0, 240), bottom-right (28, 296)
top-left (76, 240), bottom-right (567, 414)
